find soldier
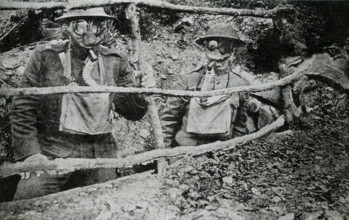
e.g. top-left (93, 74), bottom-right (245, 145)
top-left (161, 23), bottom-right (251, 147)
top-left (7, 7), bottom-right (155, 200)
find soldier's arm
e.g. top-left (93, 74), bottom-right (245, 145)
top-left (11, 47), bottom-right (44, 161)
top-left (161, 76), bottom-right (188, 148)
top-left (113, 55), bottom-right (148, 121)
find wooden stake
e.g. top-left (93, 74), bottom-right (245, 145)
top-left (125, 4), bottom-right (167, 175)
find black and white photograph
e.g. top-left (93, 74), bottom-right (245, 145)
top-left (0, 0), bottom-right (348, 219)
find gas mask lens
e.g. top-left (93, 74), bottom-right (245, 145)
top-left (73, 20), bottom-right (105, 36)
top-left (206, 40), bottom-right (233, 55)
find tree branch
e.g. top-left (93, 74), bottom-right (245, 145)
top-left (126, 3), bottom-right (166, 174)
top-left (0, 60), bottom-right (311, 98)
top-left (0, 115), bottom-right (285, 177)
top-left (0, 0), bottom-right (287, 18)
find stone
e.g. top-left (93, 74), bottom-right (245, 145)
top-left (278, 213), bottom-right (295, 220)
top-left (16, 66), bottom-right (25, 76)
top-left (2, 57), bottom-right (20, 69)
top-left (251, 187), bottom-right (261, 196)
top-left (304, 49), bottom-right (349, 91)
top-left (139, 129), bottom-right (150, 139)
top-left (253, 72), bottom-right (282, 104)
top-left (166, 187), bottom-right (182, 203)
top-left (222, 176), bottom-right (233, 184)
top-left (257, 105), bottom-right (280, 129)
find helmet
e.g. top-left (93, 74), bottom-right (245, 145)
top-left (55, 7), bottom-right (113, 21)
top-left (195, 23), bottom-right (246, 47)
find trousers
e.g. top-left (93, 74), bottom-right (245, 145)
top-left (4, 133), bottom-right (118, 201)
top-left (13, 168), bottom-right (116, 200)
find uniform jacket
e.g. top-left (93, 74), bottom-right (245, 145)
top-left (161, 65), bottom-right (250, 148)
top-left (11, 41), bottom-right (148, 161)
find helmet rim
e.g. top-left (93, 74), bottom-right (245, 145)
top-left (195, 24), bottom-right (246, 47)
top-left (55, 7), bottom-right (113, 22)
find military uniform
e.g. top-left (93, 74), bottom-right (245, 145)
top-left (9, 41), bottom-right (148, 199)
top-left (11, 41), bottom-right (147, 161)
top-left (161, 65), bottom-right (250, 148)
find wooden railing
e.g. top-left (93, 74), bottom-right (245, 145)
top-left (0, 0), bottom-right (296, 177)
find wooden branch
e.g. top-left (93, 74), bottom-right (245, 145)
top-left (0, 1), bottom-right (66, 10)
top-left (0, 59), bottom-right (311, 98)
top-left (126, 4), bottom-right (166, 175)
top-left (0, 0), bottom-right (286, 18)
top-left (0, 115), bottom-right (285, 177)
top-left (0, 23), bottom-right (20, 42)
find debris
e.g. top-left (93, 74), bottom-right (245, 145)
top-left (278, 213), bottom-right (294, 220)
top-left (251, 187), bottom-right (261, 196)
top-left (324, 210), bottom-right (343, 220)
top-left (139, 129), bottom-right (150, 139)
top-left (222, 176), bottom-right (233, 184)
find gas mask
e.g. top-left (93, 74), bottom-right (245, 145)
top-left (204, 39), bottom-right (235, 72)
top-left (67, 19), bottom-right (107, 49)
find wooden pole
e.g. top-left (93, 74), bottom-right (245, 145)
top-left (0, 115), bottom-right (285, 177)
top-left (0, 0), bottom-right (288, 19)
top-left (125, 4), bottom-right (167, 175)
top-left (0, 60), bottom-right (311, 98)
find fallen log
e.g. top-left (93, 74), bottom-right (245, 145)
top-left (0, 115), bottom-right (285, 177)
top-left (0, 0), bottom-right (288, 18)
top-left (0, 59), bottom-right (311, 97)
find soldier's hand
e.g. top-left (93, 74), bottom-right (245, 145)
top-left (24, 153), bottom-right (49, 163)
top-left (135, 64), bottom-right (156, 88)
top-left (239, 92), bottom-right (250, 102)
top-left (141, 73), bottom-right (156, 88)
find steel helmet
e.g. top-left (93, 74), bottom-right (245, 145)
top-left (55, 7), bottom-right (113, 21)
top-left (195, 23), bottom-right (246, 47)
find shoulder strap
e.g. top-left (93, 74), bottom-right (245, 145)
top-left (98, 53), bottom-right (106, 85)
top-left (58, 46), bottom-right (72, 81)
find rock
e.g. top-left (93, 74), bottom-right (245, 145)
top-left (253, 72), bottom-right (282, 104)
top-left (15, 65), bottom-right (25, 76)
top-left (335, 93), bottom-right (348, 111)
top-left (257, 105), bottom-right (279, 129)
top-left (139, 129), bottom-right (150, 139)
top-left (166, 187), bottom-right (182, 203)
top-left (2, 57), bottom-right (20, 69)
top-left (222, 176), bottom-right (233, 184)
top-left (302, 211), bottom-right (323, 220)
top-left (215, 207), bottom-right (245, 220)
top-left (271, 196), bottom-right (282, 203)
top-left (179, 184), bottom-right (189, 192)
top-left (173, 16), bottom-right (194, 33)
top-left (248, 98), bottom-right (262, 113)
top-left (304, 49), bottom-right (349, 91)
top-left (324, 210), bottom-right (343, 220)
top-left (230, 66), bottom-right (281, 104)
top-left (251, 187), bottom-right (261, 196)
top-left (170, 53), bottom-right (179, 60)
top-left (160, 73), bottom-right (167, 79)
top-left (191, 209), bottom-right (213, 219)
top-left (278, 213), bottom-right (295, 220)
top-left (246, 116), bottom-right (257, 133)
top-left (95, 210), bottom-right (112, 220)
